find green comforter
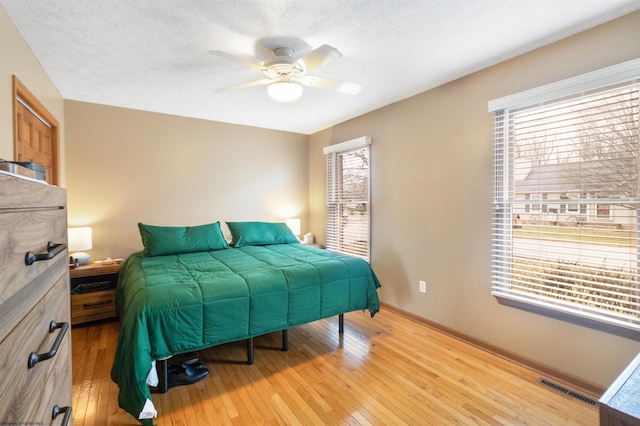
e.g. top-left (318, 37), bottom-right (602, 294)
top-left (111, 244), bottom-right (381, 424)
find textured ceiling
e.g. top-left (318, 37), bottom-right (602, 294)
top-left (3, 1), bottom-right (640, 134)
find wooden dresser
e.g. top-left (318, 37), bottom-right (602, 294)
top-left (0, 173), bottom-right (72, 424)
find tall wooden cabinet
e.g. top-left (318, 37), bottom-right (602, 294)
top-left (0, 173), bottom-right (72, 424)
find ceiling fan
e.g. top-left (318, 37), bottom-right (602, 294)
top-left (209, 44), bottom-right (362, 102)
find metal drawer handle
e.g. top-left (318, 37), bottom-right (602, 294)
top-left (52, 404), bottom-right (72, 425)
top-left (28, 321), bottom-right (69, 369)
top-left (25, 241), bottom-right (67, 266)
top-left (83, 300), bottom-right (113, 308)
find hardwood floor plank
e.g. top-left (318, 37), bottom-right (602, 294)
top-left (71, 309), bottom-right (599, 425)
top-left (208, 370), bottom-right (237, 423)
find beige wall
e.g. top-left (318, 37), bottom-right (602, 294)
top-left (64, 101), bottom-right (309, 260)
top-left (309, 11), bottom-right (640, 387)
top-left (0, 6), bottom-right (65, 183)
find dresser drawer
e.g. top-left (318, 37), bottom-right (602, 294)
top-left (0, 175), bottom-right (66, 210)
top-left (0, 274), bottom-right (72, 423)
top-left (0, 208), bottom-right (67, 341)
top-left (71, 288), bottom-right (117, 324)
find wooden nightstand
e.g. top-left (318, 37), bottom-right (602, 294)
top-left (70, 262), bottom-right (121, 325)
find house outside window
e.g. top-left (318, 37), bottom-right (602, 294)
top-left (490, 59), bottom-right (640, 335)
top-left (324, 136), bottom-right (371, 261)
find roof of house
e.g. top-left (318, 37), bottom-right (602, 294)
top-left (516, 160), bottom-right (633, 194)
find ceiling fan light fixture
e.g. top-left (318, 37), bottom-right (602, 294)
top-left (268, 81), bottom-right (303, 102)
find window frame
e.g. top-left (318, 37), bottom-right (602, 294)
top-left (323, 136), bottom-right (372, 261)
top-left (566, 193), bottom-right (580, 213)
top-left (489, 59), bottom-right (640, 339)
top-left (596, 194), bottom-right (612, 219)
top-left (530, 193), bottom-right (542, 213)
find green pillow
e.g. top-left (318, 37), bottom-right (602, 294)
top-left (226, 221), bottom-right (300, 247)
top-left (138, 221), bottom-right (229, 257)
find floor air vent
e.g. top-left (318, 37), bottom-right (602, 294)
top-left (538, 378), bottom-right (599, 406)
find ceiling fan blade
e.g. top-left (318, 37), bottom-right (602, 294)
top-left (299, 75), bottom-right (362, 95)
top-left (217, 78), bottom-right (272, 92)
top-left (299, 44), bottom-right (342, 71)
top-left (208, 50), bottom-right (265, 72)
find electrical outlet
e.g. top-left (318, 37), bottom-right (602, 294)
top-left (419, 280), bottom-right (426, 293)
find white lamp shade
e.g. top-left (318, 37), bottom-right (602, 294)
top-left (268, 81), bottom-right (303, 102)
top-left (285, 218), bottom-right (301, 236)
top-left (68, 227), bottom-right (93, 251)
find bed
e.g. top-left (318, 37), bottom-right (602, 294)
top-left (110, 221), bottom-right (381, 424)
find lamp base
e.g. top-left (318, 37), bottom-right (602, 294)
top-left (71, 252), bottom-right (91, 266)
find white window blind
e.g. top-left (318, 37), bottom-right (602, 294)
top-left (491, 63), bottom-right (640, 333)
top-left (324, 136), bottom-right (371, 260)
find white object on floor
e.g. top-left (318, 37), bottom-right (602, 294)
top-left (139, 399), bottom-right (157, 419)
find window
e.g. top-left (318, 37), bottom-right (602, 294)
top-left (566, 193), bottom-right (580, 213)
top-left (530, 193), bottom-right (542, 213)
top-left (490, 59), bottom-right (640, 334)
top-left (324, 136), bottom-right (371, 261)
top-left (596, 194), bottom-right (611, 219)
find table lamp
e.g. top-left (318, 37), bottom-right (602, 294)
top-left (285, 218), bottom-right (301, 239)
top-left (68, 227), bottom-right (92, 266)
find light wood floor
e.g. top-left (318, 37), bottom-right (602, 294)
top-left (71, 309), bottom-right (599, 425)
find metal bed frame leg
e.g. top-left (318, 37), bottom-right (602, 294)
top-left (247, 337), bottom-right (254, 364)
top-left (157, 358), bottom-right (169, 393)
top-left (158, 317), bottom-right (341, 383)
